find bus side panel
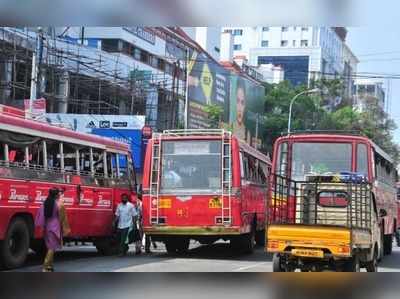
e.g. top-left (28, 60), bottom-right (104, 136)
top-left (0, 178), bottom-right (31, 239)
top-left (374, 183), bottom-right (397, 235)
top-left (240, 183), bottom-right (267, 234)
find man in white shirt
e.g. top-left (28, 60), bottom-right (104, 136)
top-left (115, 194), bottom-right (137, 256)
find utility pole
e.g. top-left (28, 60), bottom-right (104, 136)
top-left (184, 49), bottom-right (190, 129)
top-left (29, 27), bottom-right (43, 117)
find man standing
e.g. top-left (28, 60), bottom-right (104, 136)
top-left (115, 194), bottom-right (137, 257)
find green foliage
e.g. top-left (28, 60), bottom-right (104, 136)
top-left (204, 104), bottom-right (224, 129)
top-left (260, 80), bottom-right (400, 162)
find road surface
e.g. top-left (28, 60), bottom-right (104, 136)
top-left (6, 241), bottom-right (400, 272)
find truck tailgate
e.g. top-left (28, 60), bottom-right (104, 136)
top-left (267, 224), bottom-right (352, 257)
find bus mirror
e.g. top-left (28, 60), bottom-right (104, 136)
top-left (379, 209), bottom-right (387, 217)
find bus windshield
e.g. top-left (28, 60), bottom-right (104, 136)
top-left (160, 140), bottom-right (222, 194)
top-left (291, 142), bottom-right (352, 180)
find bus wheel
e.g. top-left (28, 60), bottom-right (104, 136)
top-left (343, 255), bottom-right (361, 272)
top-left (94, 237), bottom-right (119, 256)
top-left (272, 254), bottom-right (286, 272)
top-left (366, 248), bottom-right (378, 272)
top-left (383, 234), bottom-right (393, 255)
top-left (255, 229), bottom-right (266, 246)
top-left (30, 240), bottom-right (47, 258)
top-left (165, 238), bottom-right (189, 255)
top-left (0, 218), bottom-right (30, 269)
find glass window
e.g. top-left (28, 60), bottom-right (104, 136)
top-left (233, 29), bottom-right (243, 36)
top-left (292, 40), bottom-right (297, 47)
top-left (160, 140), bottom-right (221, 194)
top-left (291, 143), bottom-right (352, 180)
top-left (261, 40), bottom-right (269, 47)
top-left (301, 40), bottom-right (309, 47)
top-left (301, 27), bottom-right (309, 31)
top-left (357, 144), bottom-right (368, 176)
top-left (277, 142), bottom-right (288, 176)
top-left (281, 40), bottom-right (288, 47)
top-left (233, 44), bottom-right (242, 50)
top-left (262, 27), bottom-right (269, 32)
top-left (282, 27), bottom-right (289, 32)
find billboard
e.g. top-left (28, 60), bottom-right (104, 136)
top-left (91, 128), bottom-right (142, 172)
top-left (187, 50), bottom-right (230, 128)
top-left (229, 75), bottom-right (265, 141)
top-left (45, 113), bottom-right (145, 172)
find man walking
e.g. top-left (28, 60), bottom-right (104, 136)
top-left (115, 194), bottom-right (137, 257)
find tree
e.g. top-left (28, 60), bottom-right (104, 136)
top-left (204, 104), bottom-right (223, 129)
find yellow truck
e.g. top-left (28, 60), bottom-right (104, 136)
top-left (266, 174), bottom-right (382, 272)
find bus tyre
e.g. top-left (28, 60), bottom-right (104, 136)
top-left (255, 229), bottom-right (266, 246)
top-left (30, 240), bottom-right (47, 258)
top-left (165, 238), bottom-right (189, 255)
top-left (343, 255), bottom-right (361, 272)
top-left (94, 237), bottom-right (119, 256)
top-left (366, 248), bottom-right (378, 272)
top-left (0, 218), bottom-right (30, 269)
top-left (272, 254), bottom-right (285, 272)
top-left (383, 234), bottom-right (393, 255)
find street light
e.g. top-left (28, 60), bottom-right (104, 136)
top-left (287, 88), bottom-right (320, 135)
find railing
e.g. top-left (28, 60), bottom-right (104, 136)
top-left (268, 173), bottom-right (372, 231)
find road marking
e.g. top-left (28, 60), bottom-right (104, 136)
top-left (233, 262), bottom-right (270, 272)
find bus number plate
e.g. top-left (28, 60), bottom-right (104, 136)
top-left (209, 197), bottom-right (222, 209)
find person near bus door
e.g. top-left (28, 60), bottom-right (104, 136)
top-left (115, 194), bottom-right (137, 257)
top-left (136, 196), bottom-right (157, 254)
top-left (35, 188), bottom-right (71, 272)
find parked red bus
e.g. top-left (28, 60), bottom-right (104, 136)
top-left (142, 129), bottom-right (271, 254)
top-left (271, 133), bottom-right (397, 256)
top-left (0, 105), bottom-right (136, 269)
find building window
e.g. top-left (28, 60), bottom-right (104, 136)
top-left (302, 27), bottom-right (309, 31)
top-left (301, 40), bottom-right (309, 47)
top-left (140, 50), bottom-right (149, 64)
top-left (233, 29), bottom-right (243, 36)
top-left (233, 44), bottom-right (242, 50)
top-left (281, 40), bottom-right (288, 47)
top-left (101, 39), bottom-right (120, 52)
top-left (293, 40), bottom-right (297, 47)
top-left (262, 27), bottom-right (269, 32)
top-left (261, 40), bottom-right (269, 47)
top-left (133, 47), bottom-right (141, 60)
top-left (157, 59), bottom-right (165, 71)
top-left (214, 46), bottom-right (220, 53)
top-left (282, 27), bottom-right (289, 32)
top-left (224, 29), bottom-right (233, 33)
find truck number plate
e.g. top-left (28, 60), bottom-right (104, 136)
top-left (291, 249), bottom-right (324, 258)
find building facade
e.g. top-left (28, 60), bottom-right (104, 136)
top-left (221, 26), bottom-right (356, 87)
top-left (353, 78), bottom-right (386, 112)
top-left (182, 27), bottom-right (221, 61)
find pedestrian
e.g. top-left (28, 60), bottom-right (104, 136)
top-left (35, 188), bottom-right (70, 272)
top-left (115, 194), bottom-right (137, 257)
top-left (133, 198), bottom-right (143, 255)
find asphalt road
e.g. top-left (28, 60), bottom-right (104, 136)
top-left (6, 241), bottom-right (400, 272)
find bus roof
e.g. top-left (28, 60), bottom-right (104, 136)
top-left (277, 134), bottom-right (394, 164)
top-left (0, 112), bottom-right (130, 153)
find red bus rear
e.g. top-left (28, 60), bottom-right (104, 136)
top-left (271, 133), bottom-right (398, 256)
top-left (0, 105), bottom-right (137, 269)
top-left (142, 129), bottom-right (271, 254)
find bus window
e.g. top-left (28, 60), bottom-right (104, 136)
top-left (107, 152), bottom-right (118, 178)
top-left (78, 147), bottom-right (92, 175)
top-left (92, 148), bottom-right (105, 176)
top-left (277, 142), bottom-right (288, 176)
top-left (357, 143), bottom-right (368, 177)
top-left (118, 154), bottom-right (129, 179)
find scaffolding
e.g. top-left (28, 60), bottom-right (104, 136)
top-left (0, 27), bottom-right (187, 131)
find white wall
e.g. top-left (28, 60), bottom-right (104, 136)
top-left (220, 32), bottom-right (233, 61)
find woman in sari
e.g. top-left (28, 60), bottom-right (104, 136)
top-left (35, 188), bottom-right (70, 272)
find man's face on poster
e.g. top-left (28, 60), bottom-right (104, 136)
top-left (237, 87), bottom-right (245, 126)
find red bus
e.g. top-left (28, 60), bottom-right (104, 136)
top-left (0, 105), bottom-right (136, 269)
top-left (142, 129), bottom-right (271, 254)
top-left (271, 133), bottom-right (398, 256)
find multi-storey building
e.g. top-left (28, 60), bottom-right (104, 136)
top-left (221, 26), bottom-right (356, 88)
top-left (353, 78), bottom-right (386, 112)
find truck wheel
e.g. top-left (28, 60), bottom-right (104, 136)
top-left (94, 237), bottom-right (119, 256)
top-left (272, 253), bottom-right (285, 272)
top-left (165, 238), bottom-right (189, 255)
top-left (383, 234), bottom-right (393, 255)
top-left (366, 249), bottom-right (378, 272)
top-left (0, 218), bottom-right (30, 269)
top-left (255, 229), bottom-right (266, 246)
top-left (343, 255), bottom-right (360, 272)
